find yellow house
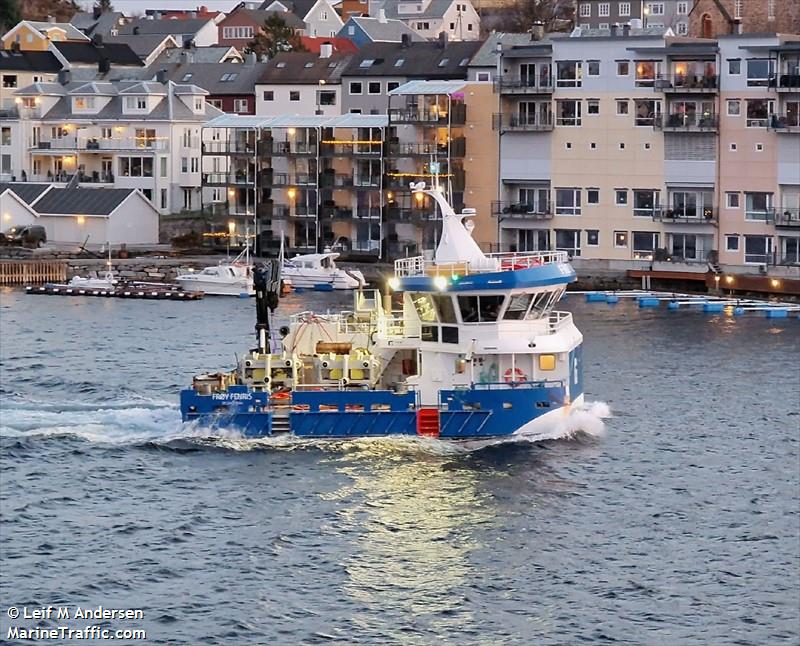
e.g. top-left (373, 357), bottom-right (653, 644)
top-left (1, 21), bottom-right (90, 52)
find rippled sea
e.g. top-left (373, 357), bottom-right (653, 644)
top-left (1, 288), bottom-right (798, 645)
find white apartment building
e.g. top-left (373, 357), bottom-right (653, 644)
top-left (2, 74), bottom-right (223, 215)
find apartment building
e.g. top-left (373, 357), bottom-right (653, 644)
top-left (368, 0), bottom-right (483, 41)
top-left (492, 29), bottom-right (799, 273)
top-left (2, 75), bottom-right (223, 215)
top-left (576, 1), bottom-right (694, 35)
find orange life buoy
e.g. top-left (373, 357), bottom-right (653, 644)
top-left (270, 391), bottom-right (291, 401)
top-left (503, 367), bottom-right (527, 383)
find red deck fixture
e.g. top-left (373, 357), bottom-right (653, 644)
top-left (416, 408), bottom-right (440, 438)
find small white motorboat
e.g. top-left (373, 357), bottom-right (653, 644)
top-left (281, 252), bottom-right (366, 290)
top-left (176, 248), bottom-right (254, 296)
top-left (68, 270), bottom-right (118, 290)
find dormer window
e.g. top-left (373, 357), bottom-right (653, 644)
top-left (194, 97), bottom-right (204, 111)
top-left (125, 96), bottom-right (147, 110)
top-left (73, 96), bottom-right (95, 110)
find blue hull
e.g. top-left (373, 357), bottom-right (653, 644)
top-left (180, 382), bottom-right (576, 439)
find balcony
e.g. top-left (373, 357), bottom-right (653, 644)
top-left (655, 207), bottom-right (717, 224)
top-left (385, 206), bottom-right (440, 223)
top-left (774, 208), bottom-right (800, 227)
top-left (318, 172), bottom-right (354, 188)
top-left (493, 76), bottom-right (553, 94)
top-left (386, 141), bottom-right (444, 157)
top-left (492, 113), bottom-right (554, 132)
top-left (655, 74), bottom-right (718, 92)
top-left (388, 103), bottom-right (466, 126)
top-left (771, 74), bottom-right (800, 92)
top-left (268, 141), bottom-right (317, 156)
top-left (355, 206), bottom-right (381, 219)
top-left (320, 205), bottom-right (353, 220)
top-left (202, 141), bottom-right (256, 155)
top-left (202, 172), bottom-right (256, 186)
top-left (769, 113), bottom-right (800, 133)
top-left (353, 175), bottom-right (381, 189)
top-left (319, 142), bottom-right (381, 157)
top-left (491, 201), bottom-right (552, 220)
top-left (291, 205), bottom-right (317, 218)
top-left (654, 113), bottom-right (719, 132)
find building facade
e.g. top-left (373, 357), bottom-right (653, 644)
top-left (492, 30), bottom-right (799, 275)
top-left (689, 0), bottom-right (800, 38)
top-left (576, 1), bottom-right (694, 35)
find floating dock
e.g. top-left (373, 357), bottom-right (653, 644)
top-left (577, 290), bottom-right (800, 318)
top-left (25, 284), bottom-right (203, 300)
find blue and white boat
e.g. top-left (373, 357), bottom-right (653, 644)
top-left (180, 181), bottom-right (584, 443)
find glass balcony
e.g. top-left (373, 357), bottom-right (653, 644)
top-left (654, 113), bottom-right (719, 132)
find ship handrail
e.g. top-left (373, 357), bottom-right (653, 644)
top-left (394, 250), bottom-right (569, 277)
top-left (548, 310), bottom-right (573, 331)
top-left (466, 379), bottom-right (565, 390)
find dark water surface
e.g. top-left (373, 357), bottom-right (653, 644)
top-left (1, 288), bottom-right (798, 645)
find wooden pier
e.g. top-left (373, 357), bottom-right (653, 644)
top-left (0, 260), bottom-right (67, 285)
top-left (25, 285), bottom-right (203, 300)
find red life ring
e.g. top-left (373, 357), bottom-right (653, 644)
top-left (503, 367), bottom-right (527, 383)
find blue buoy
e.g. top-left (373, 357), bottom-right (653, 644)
top-left (733, 307), bottom-right (745, 316)
top-left (586, 292), bottom-right (607, 303)
top-left (765, 309), bottom-right (788, 318)
top-left (703, 302), bottom-right (725, 313)
top-left (667, 301), bottom-right (680, 310)
top-left (314, 283), bottom-right (334, 292)
top-left (606, 294), bottom-right (620, 304)
top-left (294, 287), bottom-right (305, 294)
top-left (638, 297), bottom-right (660, 308)
top-left (238, 292), bottom-right (250, 299)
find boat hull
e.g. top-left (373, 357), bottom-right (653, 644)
top-left (175, 278), bottom-right (253, 296)
top-left (180, 382), bottom-right (582, 440)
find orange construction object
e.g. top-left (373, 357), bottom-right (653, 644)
top-left (315, 342), bottom-right (353, 354)
top-left (416, 408), bottom-right (440, 438)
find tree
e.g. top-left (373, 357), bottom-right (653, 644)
top-left (98, 0), bottom-right (113, 11)
top-left (246, 14), bottom-right (306, 59)
top-left (0, 0), bottom-right (22, 31)
top-left (494, 0), bottom-right (575, 34)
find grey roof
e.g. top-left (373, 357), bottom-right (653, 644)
top-left (0, 49), bottom-right (63, 73)
top-left (67, 81), bottom-right (118, 95)
top-left (33, 188), bottom-right (134, 216)
top-left (343, 41), bottom-right (482, 79)
top-left (470, 32), bottom-right (545, 67)
top-left (52, 41), bottom-right (144, 66)
top-left (120, 17), bottom-right (214, 38)
top-left (0, 183), bottom-right (52, 205)
top-left (14, 80), bottom-right (220, 122)
top-left (147, 61), bottom-right (270, 94)
top-left (69, 11), bottom-right (127, 38)
top-left (379, 0), bottom-right (459, 20)
top-left (259, 52), bottom-right (354, 84)
top-left (561, 25), bottom-right (673, 39)
top-left (261, 0), bottom-right (317, 19)
top-left (105, 34), bottom-right (176, 59)
top-left (149, 46), bottom-right (243, 65)
top-left (25, 21), bottom-right (90, 41)
top-left (229, 8), bottom-right (304, 30)
top-left (347, 16), bottom-right (425, 43)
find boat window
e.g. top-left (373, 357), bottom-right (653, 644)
top-left (411, 293), bottom-right (437, 322)
top-left (432, 294), bottom-right (457, 324)
top-left (441, 326), bottom-right (459, 344)
top-left (421, 325), bottom-right (439, 342)
top-left (528, 291), bottom-right (553, 319)
top-left (459, 296), bottom-right (479, 322)
top-left (504, 293), bottom-right (533, 320)
top-left (479, 295), bottom-right (504, 322)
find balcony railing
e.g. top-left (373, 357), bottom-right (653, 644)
top-left (203, 172), bottom-right (256, 186)
top-left (385, 141), bottom-right (462, 157)
top-left (774, 208), bottom-right (800, 227)
top-left (201, 141), bottom-right (257, 155)
top-left (769, 113), bottom-right (800, 132)
top-left (654, 113), bottom-right (719, 131)
top-left (385, 206), bottom-right (438, 222)
top-left (770, 74), bottom-right (800, 91)
top-left (388, 103), bottom-right (466, 125)
top-left (319, 173), bottom-right (354, 188)
top-left (269, 141), bottom-right (317, 156)
top-left (493, 76), bottom-right (553, 94)
top-left (655, 207), bottom-right (717, 224)
top-left (355, 206), bottom-right (381, 218)
top-left (353, 176), bottom-right (381, 188)
top-left (655, 74), bottom-right (718, 92)
top-left (492, 113), bottom-right (554, 132)
top-left (319, 142), bottom-right (381, 156)
top-left (320, 206), bottom-right (353, 220)
top-left (491, 201), bottom-right (552, 219)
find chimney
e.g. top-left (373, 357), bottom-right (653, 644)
top-left (154, 11), bottom-right (162, 19)
top-left (320, 41), bottom-right (333, 58)
top-left (93, 5), bottom-right (102, 19)
top-left (58, 69), bottom-right (71, 85)
top-left (378, 8), bottom-right (387, 23)
top-left (245, 51), bottom-right (256, 66)
top-left (531, 20), bottom-right (544, 41)
top-left (98, 56), bottom-right (110, 74)
top-left (47, 15), bottom-right (55, 23)
top-left (438, 31), bottom-right (448, 48)
top-left (91, 33), bottom-right (103, 46)
top-left (400, 33), bottom-right (411, 48)
top-left (156, 68), bottom-right (168, 84)
top-left (623, 23), bottom-right (631, 37)
top-left (733, 18), bottom-right (743, 34)
top-left (190, 11), bottom-right (197, 18)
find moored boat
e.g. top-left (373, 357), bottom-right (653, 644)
top-left (175, 248), bottom-right (254, 297)
top-left (281, 252), bottom-right (366, 290)
top-left (180, 181), bottom-right (585, 442)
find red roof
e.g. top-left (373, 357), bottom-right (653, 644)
top-left (299, 36), bottom-right (359, 54)
top-left (160, 6), bottom-right (222, 20)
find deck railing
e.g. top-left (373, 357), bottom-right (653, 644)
top-left (394, 250), bottom-right (569, 277)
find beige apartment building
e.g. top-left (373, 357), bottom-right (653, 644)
top-left (489, 29), bottom-right (799, 276)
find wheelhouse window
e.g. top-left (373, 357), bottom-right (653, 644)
top-left (746, 59), bottom-right (775, 87)
top-left (458, 295), bottom-right (504, 323)
top-left (503, 293), bottom-right (533, 320)
top-left (556, 61), bottom-right (582, 87)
